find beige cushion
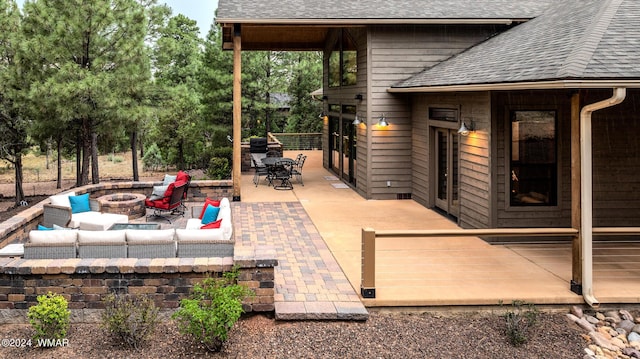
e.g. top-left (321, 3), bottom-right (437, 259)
top-left (49, 191), bottom-right (76, 208)
top-left (77, 230), bottom-right (126, 244)
top-left (29, 230), bottom-right (77, 244)
top-left (185, 218), bottom-right (203, 230)
top-left (218, 207), bottom-right (233, 240)
top-left (176, 229), bottom-right (226, 242)
top-left (219, 197), bottom-right (230, 209)
top-left (126, 229), bottom-right (175, 244)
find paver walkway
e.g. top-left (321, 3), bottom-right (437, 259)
top-left (233, 202), bottom-right (368, 320)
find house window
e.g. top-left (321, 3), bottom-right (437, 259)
top-left (328, 30), bottom-right (357, 88)
top-left (510, 110), bottom-right (557, 206)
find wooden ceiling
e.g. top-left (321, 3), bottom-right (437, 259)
top-left (222, 25), bottom-right (330, 51)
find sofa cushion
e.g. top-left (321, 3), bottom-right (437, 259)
top-left (198, 198), bottom-right (221, 219)
top-left (201, 219), bottom-right (222, 229)
top-left (126, 229), bottom-right (175, 244)
top-left (176, 170), bottom-right (190, 184)
top-left (77, 230), bottom-right (126, 244)
top-left (185, 218), bottom-right (203, 230)
top-left (69, 193), bottom-right (91, 213)
top-left (176, 229), bottom-right (226, 242)
top-left (49, 191), bottom-right (76, 208)
top-left (29, 229), bottom-right (77, 244)
top-left (38, 224), bottom-right (53, 231)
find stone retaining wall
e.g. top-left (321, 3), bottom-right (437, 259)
top-left (0, 246), bottom-right (277, 323)
top-left (0, 179), bottom-right (233, 247)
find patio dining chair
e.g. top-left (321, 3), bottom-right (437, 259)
top-left (252, 156), bottom-right (270, 186)
top-left (273, 160), bottom-right (294, 190)
top-left (291, 155), bottom-right (307, 186)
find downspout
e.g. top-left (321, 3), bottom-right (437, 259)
top-left (580, 87), bottom-right (626, 307)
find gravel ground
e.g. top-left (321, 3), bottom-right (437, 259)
top-left (0, 311), bottom-right (585, 358)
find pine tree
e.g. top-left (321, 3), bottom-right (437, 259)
top-left (20, 0), bottom-right (152, 185)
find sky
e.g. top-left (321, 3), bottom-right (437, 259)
top-left (163, 0), bottom-right (219, 39)
top-left (14, 0), bottom-right (219, 39)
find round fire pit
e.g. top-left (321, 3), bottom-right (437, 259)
top-left (97, 193), bottom-right (146, 220)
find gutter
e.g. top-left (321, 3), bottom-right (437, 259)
top-left (579, 87), bottom-right (626, 307)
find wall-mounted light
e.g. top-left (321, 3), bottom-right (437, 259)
top-left (319, 112), bottom-right (326, 119)
top-left (354, 93), bottom-right (363, 101)
top-left (353, 114), bottom-right (365, 126)
top-left (457, 121), bottom-right (475, 136)
top-left (377, 114), bottom-right (389, 127)
top-left (322, 95), bottom-right (328, 101)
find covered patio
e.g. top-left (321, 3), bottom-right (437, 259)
top-left (242, 150), bottom-right (640, 308)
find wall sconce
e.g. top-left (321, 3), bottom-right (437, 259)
top-left (354, 93), bottom-right (363, 101)
top-left (377, 114), bottom-right (389, 127)
top-left (318, 112), bottom-right (326, 119)
top-left (352, 114), bottom-right (364, 126)
top-left (322, 95), bottom-right (328, 101)
top-left (457, 121), bottom-right (475, 136)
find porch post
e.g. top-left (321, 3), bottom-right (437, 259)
top-left (361, 228), bottom-right (376, 298)
top-left (232, 24), bottom-right (242, 201)
top-left (570, 92), bottom-right (582, 294)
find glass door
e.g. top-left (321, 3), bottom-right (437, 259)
top-left (434, 128), bottom-right (459, 218)
top-left (341, 118), bottom-right (355, 183)
top-left (329, 116), bottom-right (340, 174)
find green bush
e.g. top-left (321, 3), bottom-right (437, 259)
top-left (27, 292), bottom-right (70, 344)
top-left (501, 300), bottom-right (539, 346)
top-left (142, 143), bottom-right (164, 171)
top-left (206, 157), bottom-right (230, 180)
top-left (107, 153), bottom-right (124, 163)
top-left (172, 269), bottom-right (253, 352)
top-left (101, 293), bottom-right (160, 349)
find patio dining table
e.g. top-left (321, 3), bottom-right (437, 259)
top-left (261, 157), bottom-right (295, 189)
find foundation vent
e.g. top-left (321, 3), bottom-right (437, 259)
top-left (396, 193), bottom-right (412, 200)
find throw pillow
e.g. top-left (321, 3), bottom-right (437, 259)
top-left (37, 224), bottom-right (53, 231)
top-left (49, 191), bottom-right (76, 208)
top-left (150, 185), bottom-right (168, 200)
top-left (201, 219), bottom-right (222, 229)
top-left (198, 198), bottom-right (221, 219)
top-left (69, 193), bottom-right (91, 214)
top-left (162, 174), bottom-right (177, 186)
top-left (201, 205), bottom-right (221, 225)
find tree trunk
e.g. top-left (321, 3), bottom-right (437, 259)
top-left (80, 118), bottom-right (91, 185)
top-left (56, 137), bottom-right (62, 189)
top-left (131, 130), bottom-right (139, 181)
top-left (76, 128), bottom-right (82, 187)
top-left (178, 140), bottom-right (184, 170)
top-left (91, 131), bottom-right (99, 184)
top-left (14, 154), bottom-right (25, 206)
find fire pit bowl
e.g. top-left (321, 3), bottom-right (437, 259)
top-left (97, 193), bottom-right (146, 219)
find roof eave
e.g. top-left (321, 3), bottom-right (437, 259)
top-left (216, 18), bottom-right (526, 26)
top-left (388, 80), bottom-right (640, 93)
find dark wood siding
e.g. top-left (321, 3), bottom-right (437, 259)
top-left (368, 25), bottom-right (499, 199)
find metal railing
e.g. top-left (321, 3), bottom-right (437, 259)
top-left (270, 133), bottom-right (322, 150)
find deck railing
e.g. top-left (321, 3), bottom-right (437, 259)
top-left (360, 227), bottom-right (589, 299)
top-left (361, 226), bottom-right (640, 299)
top-left (270, 133), bottom-right (322, 150)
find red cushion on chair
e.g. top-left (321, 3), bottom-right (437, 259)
top-left (161, 182), bottom-right (177, 203)
top-left (198, 198), bottom-right (221, 219)
top-left (200, 219), bottom-right (222, 229)
top-left (145, 198), bottom-right (170, 210)
top-left (176, 170), bottom-right (190, 183)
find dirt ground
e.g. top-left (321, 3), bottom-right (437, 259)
top-left (0, 311), bottom-right (586, 359)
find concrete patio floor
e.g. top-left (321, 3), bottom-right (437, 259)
top-left (236, 150), bottom-right (640, 309)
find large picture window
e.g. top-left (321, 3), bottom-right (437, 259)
top-left (328, 30), bottom-right (357, 88)
top-left (510, 110), bottom-right (557, 206)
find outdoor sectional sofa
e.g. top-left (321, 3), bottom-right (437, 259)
top-left (42, 191), bottom-right (129, 230)
top-left (24, 197), bottom-right (234, 259)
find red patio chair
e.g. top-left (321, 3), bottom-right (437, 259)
top-left (145, 181), bottom-right (188, 223)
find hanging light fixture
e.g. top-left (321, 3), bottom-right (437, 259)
top-left (377, 114), bottom-right (389, 127)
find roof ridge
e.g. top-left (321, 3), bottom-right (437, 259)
top-left (557, 0), bottom-right (623, 77)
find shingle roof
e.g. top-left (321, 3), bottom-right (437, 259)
top-left (217, 0), bottom-right (553, 22)
top-left (393, 0), bottom-right (640, 89)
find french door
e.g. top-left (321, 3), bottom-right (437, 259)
top-left (434, 128), bottom-right (460, 218)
